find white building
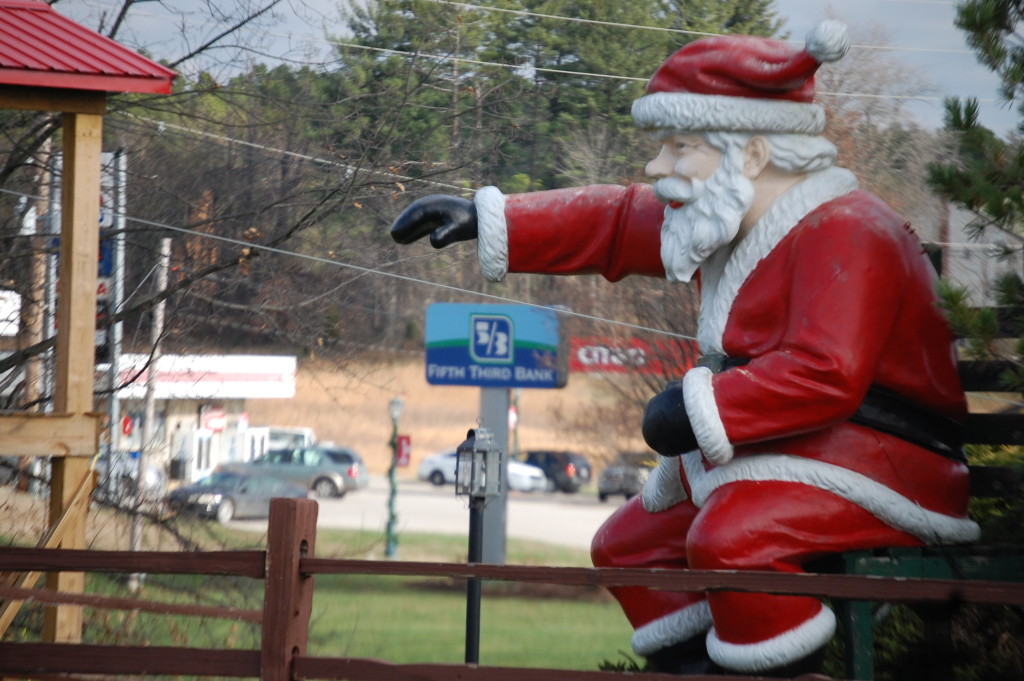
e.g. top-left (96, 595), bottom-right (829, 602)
top-left (112, 353), bottom-right (297, 481)
top-left (941, 204), bottom-right (1024, 307)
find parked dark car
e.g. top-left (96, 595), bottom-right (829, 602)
top-left (597, 451), bottom-right (658, 502)
top-left (521, 450), bottom-right (593, 493)
top-left (165, 471), bottom-right (308, 524)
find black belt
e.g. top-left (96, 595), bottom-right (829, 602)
top-left (697, 354), bottom-right (966, 463)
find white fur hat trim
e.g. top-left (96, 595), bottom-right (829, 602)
top-left (631, 92), bottom-right (826, 134)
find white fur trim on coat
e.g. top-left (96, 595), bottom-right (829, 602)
top-left (680, 452), bottom-right (981, 545)
top-left (683, 366), bottom-right (734, 465)
top-left (632, 600), bottom-right (712, 656)
top-left (695, 166), bottom-right (859, 354)
top-left (706, 604), bottom-right (836, 672)
top-left (632, 92), bottom-right (826, 135)
top-left (641, 457), bottom-right (689, 512)
top-left (474, 186), bottom-right (508, 281)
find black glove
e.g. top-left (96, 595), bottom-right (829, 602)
top-left (390, 194), bottom-right (478, 248)
top-left (642, 381), bottom-right (698, 457)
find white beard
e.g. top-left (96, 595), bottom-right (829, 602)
top-left (656, 158), bottom-right (755, 283)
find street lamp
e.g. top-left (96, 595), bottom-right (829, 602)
top-left (455, 427), bottom-right (502, 664)
top-left (385, 396), bottom-right (404, 559)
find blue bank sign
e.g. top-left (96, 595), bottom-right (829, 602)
top-left (425, 303), bottom-right (567, 389)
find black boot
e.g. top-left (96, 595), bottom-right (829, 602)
top-left (645, 636), bottom-right (723, 675)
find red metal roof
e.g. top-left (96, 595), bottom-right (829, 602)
top-left (0, 0), bottom-right (175, 94)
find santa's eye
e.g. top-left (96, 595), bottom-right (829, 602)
top-left (672, 137), bottom-right (705, 153)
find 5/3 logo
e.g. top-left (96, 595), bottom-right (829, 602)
top-left (470, 314), bottom-right (514, 363)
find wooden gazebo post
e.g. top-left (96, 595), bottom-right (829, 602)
top-left (0, 87), bottom-right (108, 643)
top-left (45, 101), bottom-right (105, 642)
top-left (0, 0), bottom-right (175, 643)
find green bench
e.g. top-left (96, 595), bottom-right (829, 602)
top-left (834, 348), bottom-right (1024, 680)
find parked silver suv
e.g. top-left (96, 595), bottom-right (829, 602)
top-left (221, 444), bottom-right (369, 499)
top-left (597, 451), bottom-right (657, 502)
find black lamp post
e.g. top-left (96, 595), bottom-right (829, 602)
top-left (455, 427), bottom-right (502, 664)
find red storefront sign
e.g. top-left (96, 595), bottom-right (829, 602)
top-left (200, 405), bottom-right (228, 432)
top-left (569, 337), bottom-right (699, 375)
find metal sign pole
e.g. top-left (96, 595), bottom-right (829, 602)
top-left (478, 387), bottom-right (508, 565)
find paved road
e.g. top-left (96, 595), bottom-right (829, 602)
top-left (232, 474), bottom-right (628, 550)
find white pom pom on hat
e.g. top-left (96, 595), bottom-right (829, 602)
top-left (805, 19), bottom-right (850, 64)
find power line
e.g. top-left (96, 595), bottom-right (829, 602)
top-left (116, 112), bottom-right (472, 194)
top-left (102, 119), bottom-right (1024, 261)
top-left (327, 38), bottom-right (648, 82)
top-left (316, 38), bottom-right (994, 103)
top-left (423, 0), bottom-right (975, 55)
top-left (0, 186), bottom-right (696, 342)
top-left (417, 0), bottom-right (975, 56)
top-left (420, 0), bottom-right (722, 39)
top-left (6, 177), bottom-right (1016, 345)
top-left (68, 0), bottom-right (983, 84)
top-left (49, 0), bottom-right (1004, 128)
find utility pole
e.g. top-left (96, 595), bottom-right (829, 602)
top-left (107, 151), bottom-right (126, 475)
top-left (128, 236), bottom-right (169, 592)
top-left (20, 140), bottom-right (48, 406)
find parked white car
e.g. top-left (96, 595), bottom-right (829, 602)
top-left (417, 449), bottom-right (547, 492)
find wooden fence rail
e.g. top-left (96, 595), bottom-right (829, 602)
top-left (0, 498), bottom-right (1020, 681)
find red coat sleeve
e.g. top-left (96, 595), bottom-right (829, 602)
top-left (502, 184), bottom-right (666, 281)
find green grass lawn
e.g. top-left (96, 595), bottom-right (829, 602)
top-left (306, 527), bottom-right (636, 670)
top-left (307, 574), bottom-right (634, 670)
top-left (11, 523), bottom-right (636, 672)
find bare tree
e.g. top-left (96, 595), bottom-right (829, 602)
top-left (817, 20), bottom-right (946, 237)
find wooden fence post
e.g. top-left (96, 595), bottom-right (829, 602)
top-left (262, 498), bottom-right (318, 681)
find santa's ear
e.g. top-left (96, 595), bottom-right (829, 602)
top-left (742, 136), bottom-right (771, 178)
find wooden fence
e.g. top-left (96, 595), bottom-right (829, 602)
top-left (1, 498), bottom-right (1022, 681)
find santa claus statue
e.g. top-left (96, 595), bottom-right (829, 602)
top-left (390, 21), bottom-right (979, 676)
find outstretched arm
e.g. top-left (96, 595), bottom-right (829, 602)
top-left (390, 184), bottom-right (667, 282)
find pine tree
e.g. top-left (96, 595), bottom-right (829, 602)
top-left (923, 7), bottom-right (1024, 679)
top-left (928, 1), bottom-right (1023, 246)
top-left (928, 2), bottom-right (1023, 363)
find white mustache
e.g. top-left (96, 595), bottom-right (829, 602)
top-left (653, 176), bottom-right (704, 204)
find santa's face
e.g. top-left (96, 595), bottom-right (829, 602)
top-left (646, 134), bottom-right (722, 203)
top-left (645, 132), bottom-right (754, 282)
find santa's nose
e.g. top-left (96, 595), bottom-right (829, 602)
top-left (646, 145), bottom-right (675, 178)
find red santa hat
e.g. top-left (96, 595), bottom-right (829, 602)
top-left (632, 21), bottom-right (849, 135)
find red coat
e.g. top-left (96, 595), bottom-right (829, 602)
top-left (474, 169), bottom-right (977, 544)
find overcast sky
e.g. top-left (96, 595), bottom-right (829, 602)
top-left (775, 0), bottom-right (1017, 135)
top-left (55, 0), bottom-right (1017, 136)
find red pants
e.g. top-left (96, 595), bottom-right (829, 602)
top-left (591, 479), bottom-right (920, 670)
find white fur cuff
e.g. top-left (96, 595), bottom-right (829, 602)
top-left (474, 186), bottom-right (508, 281)
top-left (707, 605), bottom-right (836, 673)
top-left (632, 600), bottom-right (712, 656)
top-left (683, 367), bottom-right (734, 464)
top-left (641, 457), bottom-right (689, 512)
